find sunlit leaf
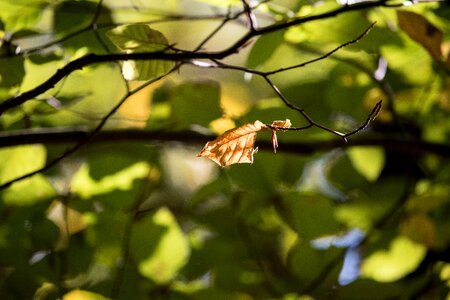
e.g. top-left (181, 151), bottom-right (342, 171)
top-left (347, 146), bottom-right (385, 182)
top-left (1, 174), bottom-right (55, 206)
top-left (195, 0), bottom-right (241, 8)
top-left (397, 10), bottom-right (443, 62)
top-left (63, 289), bottom-right (110, 300)
top-left (107, 24), bottom-right (174, 80)
top-left (361, 236), bottom-right (426, 282)
top-left (106, 25), bottom-right (168, 51)
top-left (0, 145), bottom-right (55, 205)
top-left (197, 120), bottom-right (268, 167)
top-left (131, 207), bottom-right (190, 284)
top-left (71, 162), bottom-right (150, 199)
top-left (0, 0), bottom-right (45, 31)
top-left (33, 282), bottom-right (58, 300)
top-left (47, 201), bottom-right (88, 249)
top-left (0, 1), bottom-right (449, 298)
top-left (335, 178), bottom-right (409, 230)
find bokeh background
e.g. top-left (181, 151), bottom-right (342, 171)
top-left (0, 0), bottom-right (449, 299)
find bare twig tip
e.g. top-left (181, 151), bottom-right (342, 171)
top-left (372, 100), bottom-right (383, 120)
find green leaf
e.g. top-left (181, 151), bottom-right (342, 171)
top-left (53, 1), bottom-right (108, 35)
top-left (347, 146), bottom-right (385, 182)
top-left (63, 289), bottom-right (111, 300)
top-left (382, 37), bottom-right (433, 86)
top-left (169, 80), bottom-right (223, 128)
top-left (121, 59), bottom-right (173, 81)
top-left (106, 25), bottom-right (169, 52)
top-left (106, 24), bottom-right (174, 80)
top-left (279, 192), bottom-right (339, 240)
top-left (0, 56), bottom-right (25, 87)
top-left (335, 178), bottom-right (409, 230)
top-left (0, 145), bottom-right (55, 205)
top-left (195, 0), bottom-right (241, 8)
top-left (0, 0), bottom-right (46, 31)
top-left (361, 236), bottom-right (426, 282)
top-left (71, 162), bottom-right (151, 199)
top-left (285, 10), bottom-right (370, 47)
top-left (247, 31), bottom-right (285, 69)
top-left (131, 207), bottom-right (190, 284)
top-left (1, 175), bottom-right (55, 206)
top-left (28, 52), bottom-right (63, 65)
top-left (52, 1), bottom-right (113, 52)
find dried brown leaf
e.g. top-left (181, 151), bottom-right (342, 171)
top-left (197, 120), bottom-right (268, 167)
top-left (397, 10), bottom-right (443, 62)
top-left (270, 119), bottom-right (292, 128)
top-left (270, 119), bottom-right (291, 153)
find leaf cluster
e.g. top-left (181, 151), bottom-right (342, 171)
top-left (0, 0), bottom-right (449, 299)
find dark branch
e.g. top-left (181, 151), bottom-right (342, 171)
top-left (0, 11), bottom-right (247, 190)
top-left (264, 22), bottom-right (376, 76)
top-left (0, 127), bottom-right (448, 157)
top-left (241, 0), bottom-right (257, 31)
top-left (196, 22), bottom-right (379, 140)
top-left (0, 69), bottom-right (175, 190)
top-left (0, 0), bottom-right (406, 116)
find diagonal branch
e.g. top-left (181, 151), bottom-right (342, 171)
top-left (0, 70), bottom-right (173, 190)
top-left (241, 0), bottom-right (258, 31)
top-left (196, 23), bottom-right (380, 140)
top-left (264, 22), bottom-right (376, 76)
top-left (0, 0), bottom-right (411, 116)
top-left (0, 13), bottom-right (245, 190)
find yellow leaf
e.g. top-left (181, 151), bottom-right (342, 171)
top-left (361, 236), bottom-right (426, 282)
top-left (270, 119), bottom-right (291, 128)
top-left (197, 120), bottom-right (268, 167)
top-left (63, 289), bottom-right (110, 300)
top-left (347, 146), bottom-right (385, 182)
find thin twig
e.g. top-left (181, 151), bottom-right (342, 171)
top-left (11, 0), bottom-right (106, 57)
top-left (301, 176), bottom-right (417, 295)
top-left (110, 170), bottom-right (156, 298)
top-left (205, 23), bottom-right (379, 140)
top-left (343, 100), bottom-right (382, 139)
top-left (1, 3), bottom-right (232, 57)
top-left (241, 0), bottom-right (257, 31)
top-left (265, 22), bottom-right (376, 76)
top-left (0, 0), bottom-right (412, 115)
top-left (0, 128), bottom-right (448, 156)
top-left (0, 70), bottom-right (174, 190)
top-left (0, 2), bottom-right (257, 189)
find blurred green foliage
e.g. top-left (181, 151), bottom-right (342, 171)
top-left (0, 0), bottom-right (449, 299)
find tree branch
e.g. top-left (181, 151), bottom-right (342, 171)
top-left (0, 12), bottom-right (248, 190)
top-left (0, 69), bottom-right (175, 190)
top-left (0, 0), bottom-right (410, 116)
top-left (0, 127), bottom-right (448, 157)
top-left (203, 23), bottom-right (379, 140)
